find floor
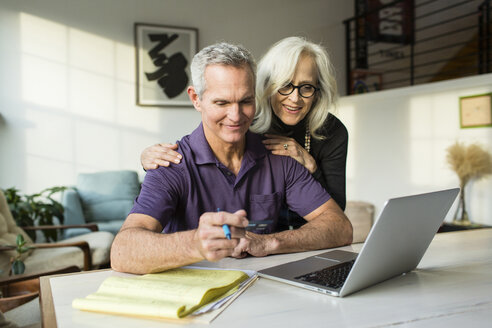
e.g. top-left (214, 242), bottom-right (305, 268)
top-left (3, 297), bottom-right (41, 328)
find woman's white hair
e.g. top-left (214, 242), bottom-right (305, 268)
top-left (190, 42), bottom-right (256, 98)
top-left (250, 37), bottom-right (338, 140)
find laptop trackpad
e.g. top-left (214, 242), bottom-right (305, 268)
top-left (259, 250), bottom-right (358, 279)
top-left (293, 250), bottom-right (357, 276)
top-left (259, 256), bottom-right (338, 279)
top-left (287, 257), bottom-right (341, 277)
top-left (314, 250), bottom-right (358, 262)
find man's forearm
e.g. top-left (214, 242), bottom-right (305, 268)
top-left (265, 214), bottom-right (353, 254)
top-left (111, 227), bottom-right (203, 274)
top-left (243, 202), bottom-right (353, 257)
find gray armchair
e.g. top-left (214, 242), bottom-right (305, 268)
top-left (62, 170), bottom-right (140, 238)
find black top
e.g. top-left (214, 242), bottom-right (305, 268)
top-left (270, 113), bottom-right (348, 227)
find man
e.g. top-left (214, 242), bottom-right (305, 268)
top-left (111, 43), bottom-right (352, 274)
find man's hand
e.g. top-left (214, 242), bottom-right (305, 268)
top-left (231, 231), bottom-right (278, 258)
top-left (232, 199), bottom-right (352, 259)
top-left (194, 209), bottom-right (249, 262)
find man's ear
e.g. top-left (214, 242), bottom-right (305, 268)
top-left (187, 86), bottom-right (201, 112)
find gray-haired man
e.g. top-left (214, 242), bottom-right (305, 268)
top-left (111, 43), bottom-right (352, 274)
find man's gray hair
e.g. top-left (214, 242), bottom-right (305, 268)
top-left (190, 42), bottom-right (256, 98)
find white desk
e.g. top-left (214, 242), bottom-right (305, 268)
top-left (40, 229), bottom-right (492, 327)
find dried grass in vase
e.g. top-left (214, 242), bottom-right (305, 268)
top-left (446, 142), bottom-right (492, 225)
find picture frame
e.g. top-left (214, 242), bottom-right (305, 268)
top-left (350, 69), bottom-right (383, 94)
top-left (134, 23), bottom-right (198, 107)
top-left (459, 93), bottom-right (492, 128)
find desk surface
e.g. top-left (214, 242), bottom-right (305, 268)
top-left (40, 229), bottom-right (492, 328)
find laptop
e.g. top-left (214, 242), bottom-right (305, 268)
top-left (258, 188), bottom-right (460, 297)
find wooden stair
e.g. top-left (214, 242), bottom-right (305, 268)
top-left (430, 34), bottom-right (479, 82)
top-left (431, 21), bottom-right (492, 82)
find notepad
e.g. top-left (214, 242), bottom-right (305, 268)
top-left (72, 268), bottom-right (253, 321)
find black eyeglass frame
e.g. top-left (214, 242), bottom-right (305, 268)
top-left (277, 83), bottom-right (319, 98)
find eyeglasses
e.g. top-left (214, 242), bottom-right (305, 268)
top-left (278, 83), bottom-right (319, 98)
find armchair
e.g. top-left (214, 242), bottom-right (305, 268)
top-left (0, 265), bottom-right (79, 313)
top-left (62, 170), bottom-right (140, 238)
top-left (0, 190), bottom-right (114, 278)
top-left (0, 266), bottom-right (81, 328)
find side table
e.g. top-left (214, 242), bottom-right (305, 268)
top-left (438, 222), bottom-right (492, 233)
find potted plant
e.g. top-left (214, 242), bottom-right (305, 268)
top-left (446, 142), bottom-right (492, 225)
top-left (9, 234), bottom-right (33, 275)
top-left (2, 186), bottom-right (67, 242)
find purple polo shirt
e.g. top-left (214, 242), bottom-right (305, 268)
top-left (130, 123), bottom-right (331, 233)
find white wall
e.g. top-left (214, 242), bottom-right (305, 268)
top-left (338, 73), bottom-right (492, 225)
top-left (0, 0), bottom-right (353, 193)
top-left (3, 1), bottom-right (490, 226)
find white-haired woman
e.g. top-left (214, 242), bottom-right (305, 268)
top-left (140, 37), bottom-right (348, 229)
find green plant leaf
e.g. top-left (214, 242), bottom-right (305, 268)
top-left (12, 259), bottom-right (26, 275)
top-left (4, 185), bottom-right (68, 242)
top-left (19, 246), bottom-right (33, 254)
top-left (16, 234), bottom-right (25, 247)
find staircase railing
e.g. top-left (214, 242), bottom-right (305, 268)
top-left (344, 0), bottom-right (491, 95)
top-left (479, 0), bottom-right (491, 73)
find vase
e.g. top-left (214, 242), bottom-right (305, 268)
top-left (453, 187), bottom-right (471, 226)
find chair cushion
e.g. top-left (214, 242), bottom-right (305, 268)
top-left (62, 189), bottom-right (85, 226)
top-left (76, 171), bottom-right (140, 223)
top-left (345, 201), bottom-right (375, 243)
top-left (24, 231), bottom-right (114, 272)
top-left (94, 220), bottom-right (125, 236)
top-left (63, 231), bottom-right (114, 267)
top-left (63, 220), bottom-right (124, 239)
top-left (63, 227), bottom-right (93, 239)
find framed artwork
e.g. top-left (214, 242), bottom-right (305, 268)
top-left (134, 23), bottom-right (198, 107)
top-left (459, 93), bottom-right (492, 128)
top-left (350, 69), bottom-right (383, 94)
top-left (365, 0), bottom-right (415, 44)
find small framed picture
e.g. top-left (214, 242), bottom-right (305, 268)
top-left (134, 23), bottom-right (198, 107)
top-left (459, 93), bottom-right (492, 128)
top-left (350, 69), bottom-right (383, 94)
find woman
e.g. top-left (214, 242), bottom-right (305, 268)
top-left (140, 37), bottom-right (348, 229)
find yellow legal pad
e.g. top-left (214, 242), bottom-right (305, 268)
top-left (72, 268), bottom-right (249, 320)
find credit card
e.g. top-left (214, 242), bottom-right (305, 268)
top-left (246, 220), bottom-right (273, 231)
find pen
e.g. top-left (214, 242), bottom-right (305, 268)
top-left (218, 208), bottom-right (231, 240)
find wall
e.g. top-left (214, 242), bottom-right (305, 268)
top-left (338, 73), bottom-right (492, 225)
top-left (3, 1), bottom-right (490, 226)
top-left (0, 0), bottom-right (353, 193)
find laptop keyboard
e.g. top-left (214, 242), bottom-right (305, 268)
top-left (295, 260), bottom-right (355, 289)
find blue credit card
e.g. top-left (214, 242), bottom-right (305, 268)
top-left (246, 220), bottom-right (273, 231)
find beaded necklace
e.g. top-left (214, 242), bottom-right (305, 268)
top-left (304, 127), bottom-right (311, 153)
